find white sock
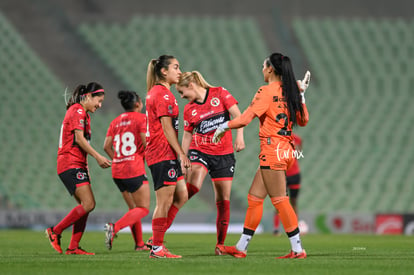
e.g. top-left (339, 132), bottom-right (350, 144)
top-left (289, 233), bottom-right (303, 253)
top-left (236, 234), bottom-right (252, 251)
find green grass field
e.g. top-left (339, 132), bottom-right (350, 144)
top-left (1, 230), bottom-right (413, 275)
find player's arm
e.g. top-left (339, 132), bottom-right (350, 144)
top-left (140, 132), bottom-right (147, 149)
top-left (181, 130), bottom-right (193, 156)
top-left (103, 135), bottom-right (114, 159)
top-left (228, 104), bottom-right (245, 152)
top-left (160, 116), bottom-right (191, 169)
top-left (296, 70), bottom-right (311, 127)
top-left (228, 108), bottom-right (256, 129)
top-left (212, 108), bottom-right (256, 144)
top-left (296, 104), bottom-right (309, 127)
top-left (74, 129), bottom-right (111, 168)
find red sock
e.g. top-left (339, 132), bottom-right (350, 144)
top-left (166, 205), bottom-right (179, 229)
top-left (68, 212), bottom-right (89, 250)
top-left (152, 217), bottom-right (167, 246)
top-left (216, 200), bottom-right (230, 245)
top-left (274, 212), bottom-right (280, 231)
top-left (54, 205), bottom-right (87, 234)
top-left (187, 183), bottom-right (199, 200)
top-left (114, 207), bottom-right (149, 234)
top-left (130, 220), bottom-right (145, 247)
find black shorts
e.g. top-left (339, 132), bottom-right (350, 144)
top-left (149, 159), bottom-right (183, 191)
top-left (58, 168), bottom-right (90, 196)
top-left (286, 173), bottom-right (301, 199)
top-left (113, 174), bottom-right (148, 193)
top-left (188, 149), bottom-right (235, 180)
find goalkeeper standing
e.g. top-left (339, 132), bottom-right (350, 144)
top-left (213, 53), bottom-right (311, 259)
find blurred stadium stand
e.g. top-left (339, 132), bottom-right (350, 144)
top-left (0, 0), bottom-right (413, 222)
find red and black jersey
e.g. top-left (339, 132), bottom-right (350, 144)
top-left (57, 103), bottom-right (91, 174)
top-left (286, 133), bottom-right (302, 176)
top-left (106, 112), bottom-right (146, 179)
top-left (184, 87), bottom-right (238, 155)
top-left (145, 84), bottom-right (180, 166)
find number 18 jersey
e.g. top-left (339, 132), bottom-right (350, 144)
top-left (106, 112), bottom-right (146, 179)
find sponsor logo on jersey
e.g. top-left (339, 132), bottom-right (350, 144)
top-left (164, 94), bottom-right (169, 100)
top-left (198, 115), bottom-right (226, 134)
top-left (192, 109), bottom-right (197, 116)
top-left (77, 109), bottom-right (83, 114)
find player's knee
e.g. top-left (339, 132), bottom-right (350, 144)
top-left (247, 194), bottom-right (264, 207)
top-left (82, 201), bottom-right (96, 212)
top-left (174, 190), bottom-right (188, 208)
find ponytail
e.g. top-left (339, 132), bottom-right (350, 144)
top-left (146, 55), bottom-right (175, 92)
top-left (146, 59), bottom-right (158, 92)
top-left (66, 84), bottom-right (86, 109)
top-left (267, 53), bottom-right (304, 126)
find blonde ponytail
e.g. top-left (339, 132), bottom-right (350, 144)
top-left (146, 59), bottom-right (157, 92)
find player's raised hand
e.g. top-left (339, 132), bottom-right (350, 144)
top-left (298, 70), bottom-right (311, 92)
top-left (297, 70), bottom-right (311, 103)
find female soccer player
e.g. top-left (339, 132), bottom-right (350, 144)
top-left (145, 55), bottom-right (191, 258)
top-left (103, 91), bottom-right (150, 251)
top-left (174, 71), bottom-right (245, 255)
top-left (46, 82), bottom-right (111, 255)
top-left (213, 53), bottom-right (311, 259)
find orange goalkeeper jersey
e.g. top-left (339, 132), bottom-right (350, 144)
top-left (246, 81), bottom-right (308, 141)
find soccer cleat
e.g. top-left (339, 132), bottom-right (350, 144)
top-left (276, 249), bottom-right (307, 259)
top-left (45, 227), bottom-right (62, 254)
top-left (149, 246), bottom-right (182, 258)
top-left (223, 246), bottom-right (246, 258)
top-left (145, 236), bottom-right (153, 249)
top-left (135, 244), bottom-right (150, 251)
top-left (104, 223), bottom-right (117, 250)
top-left (65, 247), bottom-right (95, 255)
top-left (215, 244), bottom-right (229, 255)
